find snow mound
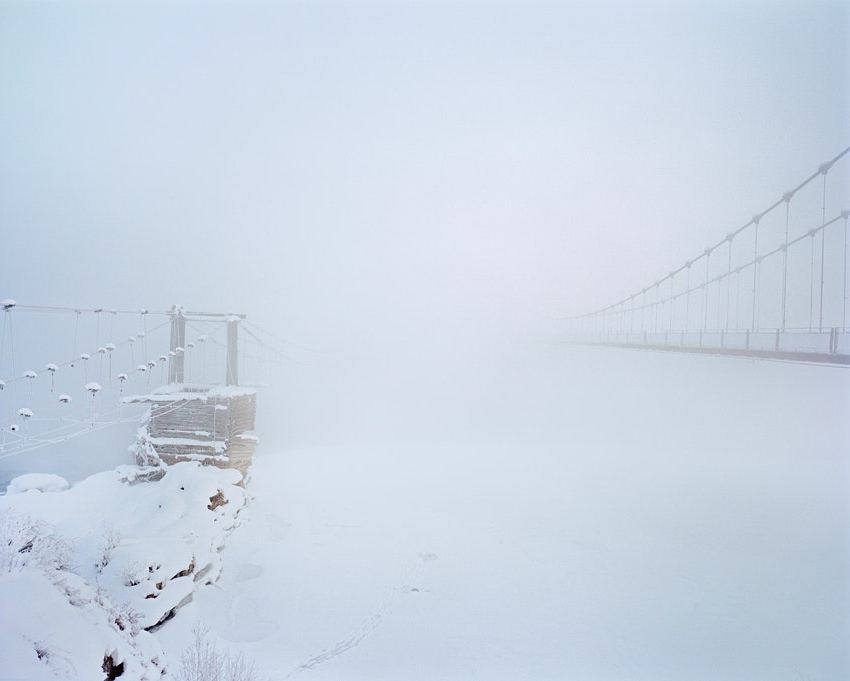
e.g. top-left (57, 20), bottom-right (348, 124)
top-left (0, 461), bottom-right (247, 678)
top-left (7, 473), bottom-right (70, 495)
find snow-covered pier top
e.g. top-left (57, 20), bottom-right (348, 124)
top-left (125, 384), bottom-right (258, 476)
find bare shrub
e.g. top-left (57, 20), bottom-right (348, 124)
top-left (0, 510), bottom-right (72, 574)
top-left (113, 602), bottom-right (142, 636)
top-left (178, 625), bottom-right (257, 681)
top-left (122, 561), bottom-right (144, 586)
top-left (95, 525), bottom-right (121, 573)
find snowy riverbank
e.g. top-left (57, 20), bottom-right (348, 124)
top-left (0, 461), bottom-right (246, 680)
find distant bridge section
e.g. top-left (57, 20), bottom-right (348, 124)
top-left (567, 147), bottom-right (850, 366)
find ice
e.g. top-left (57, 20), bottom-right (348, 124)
top-left (144, 347), bottom-right (850, 681)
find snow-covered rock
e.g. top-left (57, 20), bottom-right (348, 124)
top-left (7, 473), bottom-right (70, 495)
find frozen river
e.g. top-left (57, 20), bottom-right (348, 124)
top-left (156, 345), bottom-right (850, 681)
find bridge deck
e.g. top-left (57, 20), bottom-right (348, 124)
top-left (573, 340), bottom-right (850, 365)
top-left (569, 328), bottom-right (850, 366)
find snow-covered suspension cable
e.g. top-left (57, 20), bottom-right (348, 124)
top-left (0, 322), bottom-right (160, 439)
top-left (198, 336), bottom-right (207, 384)
top-left (724, 234), bottom-right (734, 332)
top-left (85, 382), bottom-right (102, 426)
top-left (141, 309), bottom-right (149, 367)
top-left (844, 211), bottom-right (849, 332)
top-left (727, 269), bottom-right (741, 331)
top-left (818, 164), bottom-right (829, 331)
top-left (106, 343), bottom-right (115, 380)
top-left (0, 404), bottom-right (141, 459)
top-left (13, 304), bottom-right (170, 315)
top-left (0, 309), bottom-right (220, 453)
top-left (243, 319), bottom-right (320, 356)
top-left (45, 364), bottom-right (57, 392)
top-left (1, 406), bottom-right (119, 453)
top-left (71, 310), bottom-right (81, 367)
top-left (668, 274), bottom-right (675, 333)
top-left (703, 248), bottom-right (711, 332)
top-left (241, 323), bottom-right (299, 363)
top-left (569, 212), bottom-right (849, 334)
top-left (780, 191), bottom-right (794, 331)
top-left (0, 368), bottom-right (204, 459)
top-left (567, 146), bottom-right (850, 328)
top-left (94, 308), bottom-right (102, 353)
top-left (0, 380), bottom-right (176, 455)
top-left (809, 230), bottom-right (816, 331)
top-left (0, 319), bottom-right (170, 389)
top-left (3, 301), bottom-right (18, 423)
top-left (751, 215), bottom-right (760, 331)
top-left (0, 392), bottom-right (199, 460)
top-left (0, 309), bottom-right (6, 444)
top-left (0, 304), bottom-right (7, 419)
top-left (0, 306), bottom-right (5, 379)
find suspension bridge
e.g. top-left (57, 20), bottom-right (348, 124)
top-left (566, 147), bottom-right (850, 366)
top-left (0, 303), bottom-right (290, 470)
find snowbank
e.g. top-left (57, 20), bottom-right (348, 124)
top-left (0, 461), bottom-right (247, 680)
top-left (6, 472), bottom-right (70, 494)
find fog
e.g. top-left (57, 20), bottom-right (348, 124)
top-left (1, 1), bottom-right (849, 679)
top-left (3, 0), bottom-right (848, 440)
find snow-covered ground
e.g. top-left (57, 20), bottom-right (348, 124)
top-left (171, 346), bottom-right (848, 681)
top-left (2, 345), bottom-right (848, 680)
